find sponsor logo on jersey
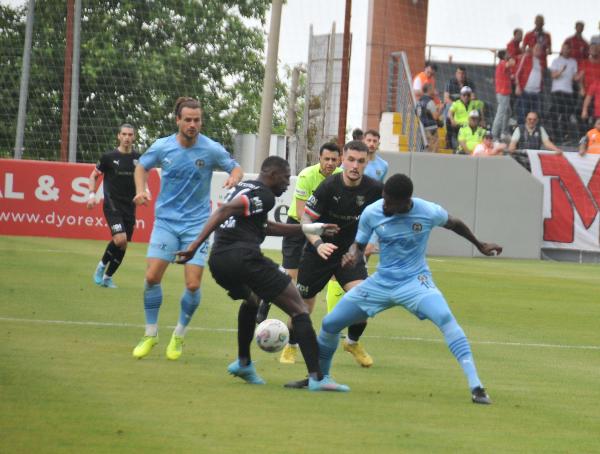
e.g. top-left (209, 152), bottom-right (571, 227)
top-left (412, 223), bottom-right (423, 232)
top-left (356, 195), bottom-right (365, 207)
top-left (195, 159), bottom-right (205, 168)
top-left (113, 160), bottom-right (120, 166)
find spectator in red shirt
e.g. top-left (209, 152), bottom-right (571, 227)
top-left (523, 15), bottom-right (552, 67)
top-left (564, 21), bottom-right (590, 65)
top-left (507, 28), bottom-right (524, 59)
top-left (492, 50), bottom-right (516, 140)
top-left (515, 44), bottom-right (545, 125)
top-left (581, 80), bottom-right (600, 121)
top-left (579, 41), bottom-right (600, 94)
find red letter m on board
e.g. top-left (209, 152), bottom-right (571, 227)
top-left (539, 154), bottom-right (600, 243)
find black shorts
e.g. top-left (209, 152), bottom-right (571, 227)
top-left (281, 218), bottom-right (306, 269)
top-left (296, 248), bottom-right (368, 299)
top-left (103, 205), bottom-right (135, 241)
top-left (208, 247), bottom-right (292, 302)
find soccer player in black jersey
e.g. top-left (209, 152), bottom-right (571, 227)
top-left (286, 141), bottom-right (382, 387)
top-left (176, 156), bottom-right (349, 392)
top-left (87, 124), bottom-right (139, 288)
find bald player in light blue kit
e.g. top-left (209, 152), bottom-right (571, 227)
top-left (132, 97), bottom-right (243, 361)
top-left (316, 173), bottom-right (502, 403)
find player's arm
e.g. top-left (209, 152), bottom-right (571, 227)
top-left (86, 168), bottom-right (102, 209)
top-left (133, 164), bottom-right (151, 206)
top-left (175, 198), bottom-right (248, 264)
top-left (444, 215), bottom-right (502, 256)
top-left (341, 242), bottom-right (367, 268)
top-left (223, 165), bottom-right (243, 189)
top-left (266, 220), bottom-right (339, 237)
top-left (300, 211), bottom-right (338, 260)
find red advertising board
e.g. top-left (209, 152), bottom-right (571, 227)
top-left (0, 159), bottom-right (160, 242)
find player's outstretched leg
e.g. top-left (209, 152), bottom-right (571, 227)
top-left (228, 296), bottom-right (265, 384)
top-left (166, 288), bottom-right (201, 360)
top-left (132, 281), bottom-right (162, 359)
top-left (325, 279), bottom-right (344, 313)
top-left (343, 321), bottom-right (373, 368)
top-left (418, 293), bottom-right (492, 405)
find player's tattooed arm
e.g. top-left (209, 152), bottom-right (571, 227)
top-left (342, 242), bottom-right (367, 268)
top-left (444, 215), bottom-right (503, 256)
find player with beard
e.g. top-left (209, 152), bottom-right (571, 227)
top-left (286, 141), bottom-right (382, 388)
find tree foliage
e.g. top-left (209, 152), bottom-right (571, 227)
top-left (0, 0), bottom-right (287, 162)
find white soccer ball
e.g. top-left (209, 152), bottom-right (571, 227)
top-left (255, 319), bottom-right (289, 353)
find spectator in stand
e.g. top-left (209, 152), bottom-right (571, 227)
top-left (457, 110), bottom-right (486, 155)
top-left (413, 62), bottom-right (439, 102)
top-left (549, 42), bottom-right (582, 142)
top-left (579, 40), bottom-right (600, 94)
top-left (443, 66), bottom-right (475, 148)
top-left (507, 28), bottom-right (524, 59)
top-left (514, 44), bottom-right (545, 125)
top-left (523, 15), bottom-right (552, 67)
top-left (492, 50), bottom-right (516, 141)
top-left (581, 79), bottom-right (600, 121)
top-left (416, 83), bottom-right (440, 152)
top-left (352, 128), bottom-right (364, 141)
top-left (473, 132), bottom-right (507, 157)
top-left (564, 21), bottom-right (590, 65)
top-left (508, 111), bottom-right (561, 153)
top-left (448, 86), bottom-right (481, 151)
top-left (578, 117), bottom-right (600, 156)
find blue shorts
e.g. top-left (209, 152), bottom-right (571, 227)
top-left (147, 218), bottom-right (208, 267)
top-left (343, 272), bottom-right (443, 318)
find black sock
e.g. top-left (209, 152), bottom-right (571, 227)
top-left (100, 241), bottom-right (119, 265)
top-left (288, 328), bottom-right (297, 345)
top-left (237, 300), bottom-right (259, 366)
top-left (105, 247), bottom-right (126, 277)
top-left (348, 321), bottom-right (367, 342)
top-left (291, 313), bottom-right (322, 380)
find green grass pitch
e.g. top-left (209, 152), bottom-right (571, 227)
top-left (1, 235), bottom-right (599, 453)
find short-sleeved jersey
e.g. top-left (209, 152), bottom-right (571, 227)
top-left (364, 155), bottom-right (389, 182)
top-left (95, 149), bottom-right (140, 210)
top-left (287, 164), bottom-right (342, 221)
top-left (356, 198), bottom-right (448, 283)
top-left (212, 180), bottom-right (275, 252)
top-left (139, 134), bottom-right (239, 226)
top-left (458, 125), bottom-right (486, 154)
top-left (304, 173), bottom-right (383, 252)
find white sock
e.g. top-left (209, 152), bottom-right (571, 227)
top-left (345, 337), bottom-right (357, 345)
top-left (98, 260), bottom-right (106, 268)
top-left (145, 324), bottom-right (158, 337)
top-left (174, 323), bottom-right (187, 337)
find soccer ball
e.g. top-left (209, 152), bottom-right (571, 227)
top-left (255, 319), bottom-right (289, 353)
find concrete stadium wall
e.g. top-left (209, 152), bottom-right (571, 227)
top-left (379, 151), bottom-right (543, 259)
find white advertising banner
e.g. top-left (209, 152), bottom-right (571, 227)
top-left (526, 150), bottom-right (600, 252)
top-left (210, 172), bottom-right (295, 250)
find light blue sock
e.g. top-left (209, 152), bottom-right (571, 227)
top-left (178, 288), bottom-right (201, 327)
top-left (144, 281), bottom-right (162, 325)
top-left (441, 319), bottom-right (482, 390)
top-left (317, 329), bottom-right (340, 376)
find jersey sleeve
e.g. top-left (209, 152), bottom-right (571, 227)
top-left (239, 187), bottom-right (275, 217)
top-left (430, 202), bottom-right (449, 227)
top-left (95, 154), bottom-right (109, 174)
top-left (139, 141), bottom-right (162, 170)
top-left (355, 208), bottom-right (375, 245)
top-left (212, 143), bottom-right (239, 173)
top-left (304, 179), bottom-right (330, 220)
top-left (294, 173), bottom-right (312, 201)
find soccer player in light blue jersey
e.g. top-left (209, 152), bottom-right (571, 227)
top-left (316, 173), bottom-right (502, 404)
top-left (131, 97), bottom-right (243, 361)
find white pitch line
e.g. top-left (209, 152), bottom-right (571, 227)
top-left (1, 316), bottom-right (598, 351)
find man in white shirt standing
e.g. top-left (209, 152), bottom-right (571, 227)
top-left (549, 42), bottom-right (582, 142)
